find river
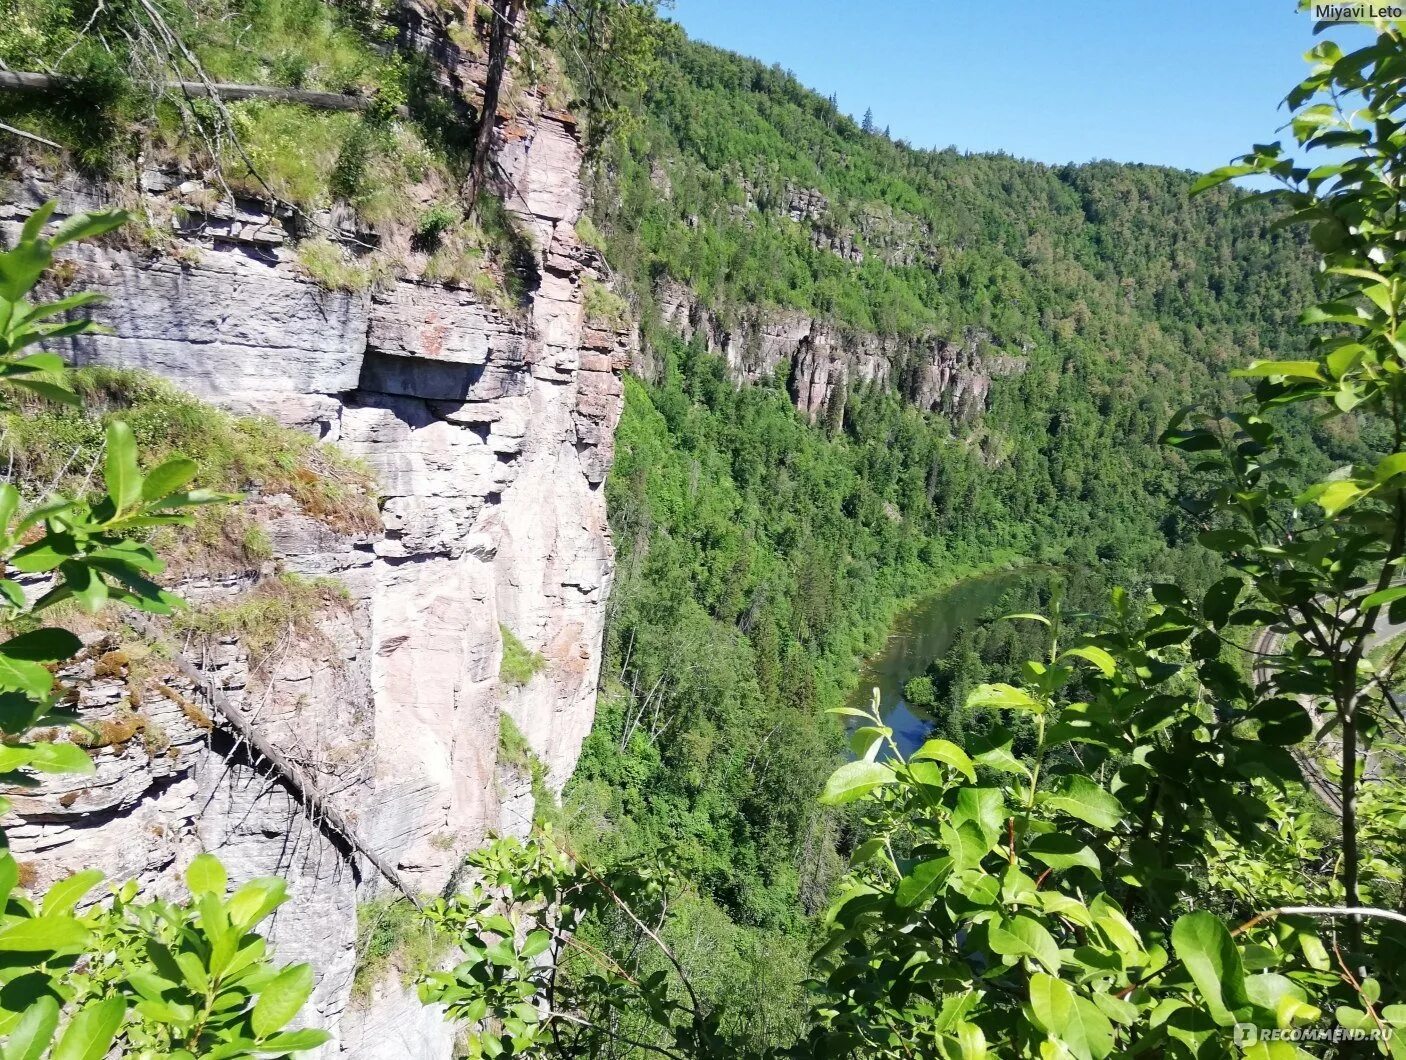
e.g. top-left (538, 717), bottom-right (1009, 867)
top-left (847, 566), bottom-right (1042, 758)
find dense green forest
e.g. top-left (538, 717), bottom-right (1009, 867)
top-left (560, 26), bottom-right (1362, 1023)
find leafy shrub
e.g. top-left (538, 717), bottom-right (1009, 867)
top-left (582, 275), bottom-right (628, 328)
top-left (294, 235), bottom-right (389, 291)
top-left (575, 213), bottom-right (607, 251)
top-left (900, 673), bottom-right (934, 707)
top-left (414, 204), bottom-right (461, 251)
top-left (353, 897), bottom-right (445, 1003)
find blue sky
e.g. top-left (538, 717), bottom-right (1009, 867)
top-left (666, 0), bottom-right (1369, 173)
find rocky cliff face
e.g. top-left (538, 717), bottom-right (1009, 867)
top-left (0, 14), bottom-right (627, 1054)
top-left (654, 279), bottom-right (1024, 423)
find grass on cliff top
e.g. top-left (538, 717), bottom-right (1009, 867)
top-left (3, 366), bottom-right (379, 537)
top-left (173, 572), bottom-right (350, 671)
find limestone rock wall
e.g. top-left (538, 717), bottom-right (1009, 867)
top-left (655, 279), bottom-right (1024, 423)
top-left (0, 29), bottom-right (627, 1053)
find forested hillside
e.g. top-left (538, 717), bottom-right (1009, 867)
top-left (562, 25), bottom-right (1350, 1022)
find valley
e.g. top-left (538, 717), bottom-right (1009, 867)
top-left (0, 2), bottom-right (1401, 1057)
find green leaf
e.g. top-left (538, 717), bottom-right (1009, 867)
top-left (1172, 910), bottom-right (1248, 1027)
top-left (103, 421), bottom-right (142, 511)
top-left (50, 997), bottom-right (126, 1060)
top-left (19, 201), bottom-right (58, 244)
top-left (0, 915), bottom-right (92, 953)
top-left (953, 1021), bottom-right (986, 1060)
top-left (953, 786), bottom-right (1006, 847)
top-left (849, 725), bottom-right (886, 761)
top-left (1203, 577), bottom-right (1244, 627)
top-left (1249, 698), bottom-right (1311, 745)
top-left (1090, 895), bottom-right (1142, 956)
top-left (1001, 612), bottom-right (1050, 626)
top-left (911, 738), bottom-right (976, 782)
top-left (968, 725), bottom-right (1028, 776)
top-left (1041, 892), bottom-right (1094, 928)
top-left (1231, 360), bottom-right (1324, 381)
top-left (226, 876), bottom-right (288, 932)
top-left (11, 530), bottom-right (79, 573)
top-left (988, 915), bottom-right (1060, 974)
top-left (825, 706), bottom-right (874, 720)
top-left (185, 853), bottom-right (227, 898)
top-left (819, 760), bottom-right (895, 805)
top-left (16, 293), bottom-right (100, 328)
top-left (27, 741), bottom-right (94, 774)
top-left (148, 488), bottom-right (230, 509)
top-left (50, 209), bottom-right (130, 248)
top-left (1059, 645), bottom-right (1116, 678)
top-left (0, 239), bottom-right (53, 302)
top-left (0, 628), bottom-right (82, 663)
top-left (141, 457), bottom-right (198, 503)
top-left (252, 963), bottom-right (315, 1038)
top-left (1028, 974), bottom-right (1112, 1059)
top-left (849, 837), bottom-right (886, 866)
top-left (1190, 165), bottom-right (1257, 195)
top-left (1041, 775), bottom-right (1124, 831)
top-left (41, 869), bottom-right (104, 917)
top-left (1375, 452), bottom-right (1406, 483)
top-left (257, 1029), bottom-right (333, 1052)
top-left (1027, 833), bottom-right (1101, 875)
top-left (895, 857), bottom-right (952, 908)
top-left (6, 994), bottom-right (60, 1060)
top-left (0, 652), bottom-right (54, 698)
top-left (0, 482), bottom-right (19, 531)
top-left (1325, 342), bottom-right (1367, 379)
top-left (1363, 586), bottom-right (1406, 609)
top-left (942, 820), bottom-right (991, 873)
top-left (965, 682), bottom-right (1043, 714)
top-left (1067, 996), bottom-right (1116, 1059)
top-left (6, 378), bottom-right (81, 406)
top-left (8, 352), bottom-right (66, 374)
top-left (521, 930), bottom-right (551, 959)
top-left (1302, 478), bottom-right (1368, 517)
top-left (1361, 283), bottom-right (1394, 316)
top-left (1245, 972), bottom-right (1316, 1026)
top-left (58, 561), bottom-right (108, 614)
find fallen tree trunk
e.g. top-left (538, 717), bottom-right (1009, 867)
top-left (0, 70), bottom-right (408, 117)
top-left (127, 614), bottom-right (422, 906)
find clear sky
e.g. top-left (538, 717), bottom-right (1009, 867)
top-left (666, 0), bottom-right (1370, 173)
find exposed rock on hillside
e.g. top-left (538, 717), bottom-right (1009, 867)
top-left (655, 279), bottom-right (1023, 422)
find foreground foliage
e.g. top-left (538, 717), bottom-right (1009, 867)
top-left (0, 209), bottom-right (330, 1057)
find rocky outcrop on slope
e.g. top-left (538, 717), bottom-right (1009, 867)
top-left (655, 279), bottom-right (1023, 422)
top-left (0, 26), bottom-right (628, 1053)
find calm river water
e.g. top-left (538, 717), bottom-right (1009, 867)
top-left (847, 567), bottom-right (1043, 757)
